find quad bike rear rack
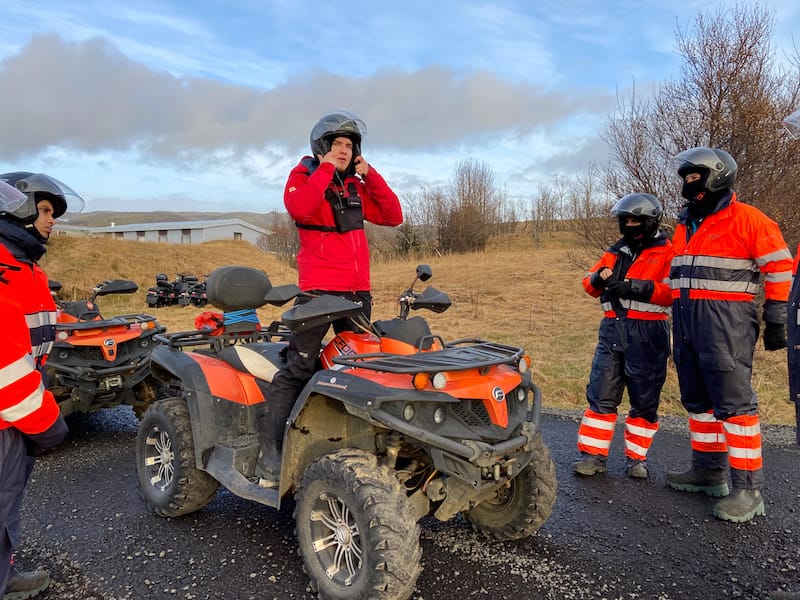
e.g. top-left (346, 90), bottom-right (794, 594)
top-left (331, 338), bottom-right (525, 374)
top-left (57, 314), bottom-right (161, 332)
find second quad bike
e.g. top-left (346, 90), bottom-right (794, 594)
top-left (135, 265), bottom-right (557, 600)
top-left (48, 279), bottom-right (166, 418)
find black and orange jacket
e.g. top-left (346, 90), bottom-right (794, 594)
top-left (670, 192), bottom-right (792, 307)
top-left (583, 233), bottom-right (674, 321)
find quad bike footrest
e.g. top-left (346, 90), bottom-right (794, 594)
top-left (205, 444), bottom-right (279, 508)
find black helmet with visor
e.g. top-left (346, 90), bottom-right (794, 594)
top-left (0, 171), bottom-right (85, 224)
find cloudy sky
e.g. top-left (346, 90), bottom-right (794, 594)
top-left (0, 1), bottom-right (798, 215)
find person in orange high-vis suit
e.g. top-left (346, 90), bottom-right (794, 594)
top-left (0, 173), bottom-right (84, 599)
top-left (574, 193), bottom-right (673, 479)
top-left (666, 147), bottom-right (792, 523)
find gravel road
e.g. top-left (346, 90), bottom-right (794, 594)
top-left (15, 407), bottom-right (800, 600)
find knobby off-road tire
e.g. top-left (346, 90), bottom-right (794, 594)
top-left (464, 432), bottom-right (557, 540)
top-left (135, 397), bottom-right (219, 517)
top-left (294, 449), bottom-right (422, 600)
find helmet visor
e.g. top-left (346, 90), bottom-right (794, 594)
top-left (311, 110), bottom-right (367, 144)
top-left (672, 147), bottom-right (723, 176)
top-left (0, 180), bottom-right (27, 214)
top-left (47, 176), bottom-right (85, 221)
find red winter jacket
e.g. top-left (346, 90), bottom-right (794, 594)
top-left (284, 159), bottom-right (402, 292)
top-left (0, 245), bottom-right (61, 435)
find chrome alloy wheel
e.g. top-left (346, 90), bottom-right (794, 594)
top-left (310, 491), bottom-right (362, 586)
top-left (143, 425), bottom-right (175, 491)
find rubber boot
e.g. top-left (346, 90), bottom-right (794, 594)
top-left (254, 406), bottom-right (284, 488)
top-left (572, 453), bottom-right (607, 476)
top-left (712, 488), bottom-right (765, 522)
top-left (4, 568), bottom-right (50, 600)
top-left (666, 466), bottom-right (729, 497)
top-left (626, 461), bottom-right (649, 479)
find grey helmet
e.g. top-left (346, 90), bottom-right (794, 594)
top-left (611, 192), bottom-right (663, 238)
top-left (674, 147), bottom-right (737, 192)
top-left (309, 110), bottom-right (367, 159)
top-left (0, 172), bottom-right (85, 224)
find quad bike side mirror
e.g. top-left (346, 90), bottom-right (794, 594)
top-left (416, 264), bottom-right (432, 282)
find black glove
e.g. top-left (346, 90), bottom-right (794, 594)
top-left (764, 321), bottom-right (787, 351)
top-left (605, 279), bottom-right (632, 298)
top-left (589, 270), bottom-right (608, 289)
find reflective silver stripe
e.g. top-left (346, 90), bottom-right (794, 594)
top-left (0, 385), bottom-right (45, 422)
top-left (25, 310), bottom-right (55, 328)
top-left (601, 302), bottom-right (613, 312)
top-left (580, 414), bottom-right (616, 431)
top-left (671, 254), bottom-right (758, 271)
top-left (624, 440), bottom-right (648, 456)
top-left (670, 278), bottom-right (760, 294)
top-left (0, 354), bottom-right (36, 388)
top-left (765, 270), bottom-right (793, 283)
top-left (626, 422), bottom-right (657, 438)
top-left (693, 255), bottom-right (759, 271)
top-left (577, 434), bottom-right (612, 451)
top-left (727, 446), bottom-right (762, 460)
top-left (620, 299), bottom-right (670, 314)
top-left (756, 248), bottom-right (792, 266)
top-left (722, 421), bottom-right (761, 437)
top-left (690, 431), bottom-right (727, 444)
top-left (690, 412), bottom-right (718, 423)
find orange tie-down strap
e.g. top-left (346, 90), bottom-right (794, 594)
top-left (187, 352), bottom-right (264, 405)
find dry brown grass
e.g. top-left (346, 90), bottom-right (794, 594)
top-left (41, 231), bottom-right (795, 426)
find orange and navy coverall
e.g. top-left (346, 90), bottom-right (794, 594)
top-left (670, 191), bottom-right (792, 488)
top-left (786, 244), bottom-right (800, 446)
top-left (577, 232), bottom-right (673, 463)
top-left (0, 226), bottom-right (68, 592)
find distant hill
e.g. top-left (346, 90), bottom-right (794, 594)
top-left (69, 211), bottom-right (282, 229)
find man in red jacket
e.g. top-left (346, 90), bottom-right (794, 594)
top-left (666, 147), bottom-right (792, 522)
top-left (574, 193), bottom-right (673, 479)
top-left (255, 111), bottom-right (403, 483)
top-left (0, 174), bottom-right (83, 599)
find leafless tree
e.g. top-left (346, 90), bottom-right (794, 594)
top-left (603, 3), bottom-right (800, 246)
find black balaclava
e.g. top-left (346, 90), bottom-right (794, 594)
top-left (620, 217), bottom-right (646, 251)
top-left (681, 168), bottom-right (727, 220)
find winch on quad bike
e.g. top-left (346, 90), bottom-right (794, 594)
top-left (135, 264), bottom-right (557, 600)
top-left (48, 279), bottom-right (166, 418)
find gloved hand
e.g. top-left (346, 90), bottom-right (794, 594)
top-left (763, 321), bottom-right (787, 351)
top-left (589, 268), bottom-right (611, 289)
top-left (605, 279), bottom-right (632, 298)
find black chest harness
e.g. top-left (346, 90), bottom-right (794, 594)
top-left (295, 182), bottom-right (365, 234)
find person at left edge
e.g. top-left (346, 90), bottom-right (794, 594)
top-left (0, 172), bottom-right (84, 600)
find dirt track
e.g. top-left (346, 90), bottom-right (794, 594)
top-left (16, 408), bottom-right (800, 600)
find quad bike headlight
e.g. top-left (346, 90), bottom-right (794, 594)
top-left (139, 339), bottom-right (150, 348)
top-left (57, 331), bottom-right (69, 341)
top-left (516, 388), bottom-right (526, 403)
top-left (518, 355), bottom-right (531, 374)
top-left (432, 372), bottom-right (447, 390)
top-left (403, 404), bottom-right (415, 421)
top-left (433, 406), bottom-right (446, 425)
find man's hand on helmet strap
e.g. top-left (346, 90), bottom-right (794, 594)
top-left (354, 156), bottom-right (370, 178)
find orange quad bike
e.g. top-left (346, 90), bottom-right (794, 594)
top-left (48, 279), bottom-right (166, 418)
top-left (135, 264), bottom-right (557, 600)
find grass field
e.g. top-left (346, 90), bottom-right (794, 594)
top-left (41, 230), bottom-right (795, 426)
